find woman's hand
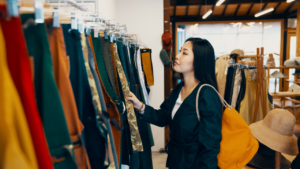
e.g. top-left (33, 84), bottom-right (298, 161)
top-left (127, 92), bottom-right (143, 110)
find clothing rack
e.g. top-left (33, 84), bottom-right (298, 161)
top-left (237, 47), bottom-right (266, 123)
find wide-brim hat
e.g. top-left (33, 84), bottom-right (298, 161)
top-left (162, 31), bottom-right (172, 50)
top-left (230, 49), bottom-right (244, 56)
top-left (250, 109), bottom-right (299, 155)
top-left (284, 59), bottom-right (298, 66)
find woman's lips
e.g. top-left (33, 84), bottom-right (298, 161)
top-left (174, 62), bottom-right (179, 66)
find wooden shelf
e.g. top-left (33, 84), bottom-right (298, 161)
top-left (268, 66), bottom-right (300, 69)
top-left (270, 92), bottom-right (300, 98)
top-left (285, 79), bottom-right (300, 84)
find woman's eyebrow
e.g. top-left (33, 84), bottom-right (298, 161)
top-left (183, 48), bottom-right (189, 51)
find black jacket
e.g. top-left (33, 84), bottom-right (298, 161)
top-left (141, 82), bottom-right (222, 169)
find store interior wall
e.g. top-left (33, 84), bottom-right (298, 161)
top-left (115, 0), bottom-right (164, 152)
top-left (97, 0), bottom-right (117, 22)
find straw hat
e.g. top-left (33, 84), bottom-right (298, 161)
top-left (230, 49), bottom-right (244, 56)
top-left (250, 109), bottom-right (299, 155)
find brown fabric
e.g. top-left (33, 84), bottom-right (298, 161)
top-left (45, 19), bottom-right (90, 169)
top-left (110, 43), bottom-right (121, 97)
top-left (88, 36), bottom-right (121, 165)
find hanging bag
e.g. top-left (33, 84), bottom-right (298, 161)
top-left (196, 84), bottom-right (259, 169)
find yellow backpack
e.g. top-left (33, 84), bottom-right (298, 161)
top-left (196, 84), bottom-right (259, 169)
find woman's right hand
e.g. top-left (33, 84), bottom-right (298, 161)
top-left (127, 92), bottom-right (143, 110)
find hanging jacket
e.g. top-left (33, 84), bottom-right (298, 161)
top-left (21, 14), bottom-right (77, 169)
top-left (0, 20), bottom-right (39, 169)
top-left (0, 6), bottom-right (53, 169)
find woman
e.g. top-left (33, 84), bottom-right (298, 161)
top-left (127, 38), bottom-right (222, 169)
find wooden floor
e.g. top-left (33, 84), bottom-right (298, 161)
top-left (152, 152), bottom-right (296, 169)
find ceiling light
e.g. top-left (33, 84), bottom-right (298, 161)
top-left (216, 0), bottom-right (225, 6)
top-left (287, 0), bottom-right (295, 3)
top-left (202, 9), bottom-right (213, 19)
top-left (255, 7), bottom-right (274, 17)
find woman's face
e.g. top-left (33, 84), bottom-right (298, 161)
top-left (173, 41), bottom-right (194, 74)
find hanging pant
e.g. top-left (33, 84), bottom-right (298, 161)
top-left (239, 69), bottom-right (272, 125)
top-left (110, 43), bottom-right (121, 97)
top-left (0, 21), bottom-right (39, 169)
top-left (86, 35), bottom-right (119, 169)
top-left (46, 19), bottom-right (90, 169)
top-left (62, 24), bottom-right (107, 169)
top-left (0, 6), bottom-right (53, 169)
top-left (21, 14), bottom-right (77, 169)
top-left (100, 37), bottom-right (116, 92)
top-left (90, 32), bottom-right (122, 167)
top-left (117, 39), bottom-right (129, 81)
top-left (140, 49), bottom-right (154, 86)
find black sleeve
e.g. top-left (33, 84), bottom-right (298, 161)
top-left (198, 87), bottom-right (223, 169)
top-left (140, 97), bottom-right (170, 127)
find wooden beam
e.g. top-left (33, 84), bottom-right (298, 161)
top-left (296, 2), bottom-right (300, 56)
top-left (173, 0), bottom-right (177, 16)
top-left (287, 9), bottom-right (297, 17)
top-left (222, 4), bottom-right (228, 16)
top-left (285, 1), bottom-right (296, 14)
top-left (247, 4), bottom-right (254, 16)
top-left (198, 5), bottom-right (202, 17)
top-left (171, 14), bottom-right (286, 22)
top-left (262, 3), bottom-right (268, 11)
top-left (171, 0), bottom-right (286, 6)
top-left (186, 5), bottom-right (189, 17)
top-left (273, 2), bottom-right (281, 15)
top-left (174, 5), bottom-right (176, 16)
top-left (164, 0), bottom-right (171, 148)
top-left (234, 4), bottom-right (241, 16)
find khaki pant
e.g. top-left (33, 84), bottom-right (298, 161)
top-left (240, 69), bottom-right (272, 125)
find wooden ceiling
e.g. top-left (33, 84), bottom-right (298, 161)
top-left (170, 0), bottom-right (298, 22)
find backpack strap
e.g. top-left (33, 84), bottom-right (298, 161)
top-left (195, 84), bottom-right (231, 121)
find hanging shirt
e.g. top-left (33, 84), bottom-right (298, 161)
top-left (172, 91), bottom-right (182, 119)
top-left (215, 55), bottom-right (230, 98)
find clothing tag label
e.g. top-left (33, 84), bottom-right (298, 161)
top-left (53, 11), bottom-right (60, 28)
top-left (104, 30), bottom-right (108, 39)
top-left (86, 25), bottom-right (90, 36)
top-left (71, 14), bottom-right (77, 30)
top-left (110, 33), bottom-right (115, 43)
top-left (6, 0), bottom-right (18, 17)
top-left (34, 0), bottom-right (44, 23)
top-left (78, 19), bottom-right (84, 34)
top-left (224, 66), bottom-right (228, 75)
top-left (94, 29), bottom-right (98, 38)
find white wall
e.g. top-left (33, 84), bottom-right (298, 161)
top-left (98, 0), bottom-right (117, 23)
top-left (116, 0), bottom-right (164, 152)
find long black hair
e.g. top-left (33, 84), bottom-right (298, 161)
top-left (185, 37), bottom-right (218, 91)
